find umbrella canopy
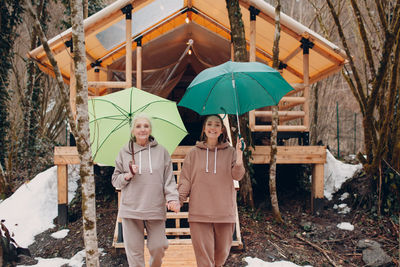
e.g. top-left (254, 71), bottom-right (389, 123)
top-left (89, 87), bottom-right (188, 166)
top-left (178, 61), bottom-right (294, 116)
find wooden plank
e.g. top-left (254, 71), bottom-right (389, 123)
top-left (57, 165), bottom-right (68, 204)
top-left (54, 146), bottom-right (80, 164)
top-left (145, 244), bottom-right (196, 267)
top-left (250, 146), bottom-right (326, 164)
top-left (166, 212), bottom-right (189, 219)
top-left (253, 125), bottom-right (307, 132)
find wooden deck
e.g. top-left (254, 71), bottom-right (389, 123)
top-left (144, 244), bottom-right (196, 267)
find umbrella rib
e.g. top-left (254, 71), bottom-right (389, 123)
top-left (92, 119), bottom-right (129, 160)
top-left (200, 75), bottom-right (227, 113)
top-left (92, 99), bottom-right (130, 119)
top-left (239, 72), bottom-right (280, 106)
top-left (151, 117), bottom-right (188, 134)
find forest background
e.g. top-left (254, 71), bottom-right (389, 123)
top-left (1, 0), bottom-right (399, 242)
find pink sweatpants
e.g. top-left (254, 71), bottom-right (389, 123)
top-left (122, 218), bottom-right (168, 267)
top-left (190, 222), bottom-right (235, 267)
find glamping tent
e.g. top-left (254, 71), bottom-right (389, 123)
top-left (30, 0), bottom-right (347, 257)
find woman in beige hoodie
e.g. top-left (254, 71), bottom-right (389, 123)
top-left (112, 113), bottom-right (180, 267)
top-left (178, 114), bottom-right (245, 267)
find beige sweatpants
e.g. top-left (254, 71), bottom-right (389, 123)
top-left (189, 222), bottom-right (235, 267)
top-left (122, 218), bottom-right (168, 267)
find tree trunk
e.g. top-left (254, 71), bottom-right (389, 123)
top-left (25, 0), bottom-right (99, 265)
top-left (225, 0), bottom-right (254, 208)
top-left (269, 0), bottom-right (283, 223)
top-left (70, 0), bottom-right (100, 266)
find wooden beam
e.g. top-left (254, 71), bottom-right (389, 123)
top-left (88, 81), bottom-right (127, 88)
top-left (303, 52), bottom-right (310, 131)
top-left (254, 110), bottom-right (305, 120)
top-left (249, 146), bottom-right (326, 164)
top-left (54, 146), bottom-right (80, 164)
top-left (253, 125), bottom-right (307, 132)
top-left (126, 13), bottom-right (132, 88)
top-left (136, 44), bottom-right (142, 89)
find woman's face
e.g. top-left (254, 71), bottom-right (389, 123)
top-left (132, 117), bottom-right (151, 144)
top-left (204, 116), bottom-right (223, 141)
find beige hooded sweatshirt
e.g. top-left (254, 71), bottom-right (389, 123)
top-left (178, 141), bottom-right (245, 223)
top-left (111, 139), bottom-right (178, 220)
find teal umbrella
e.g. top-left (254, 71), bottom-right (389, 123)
top-left (89, 87), bottom-right (188, 166)
top-left (178, 61), bottom-right (294, 136)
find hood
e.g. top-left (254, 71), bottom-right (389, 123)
top-left (195, 141), bottom-right (230, 150)
top-left (195, 141), bottom-right (231, 174)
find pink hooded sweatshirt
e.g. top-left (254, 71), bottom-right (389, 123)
top-left (178, 141), bottom-right (245, 223)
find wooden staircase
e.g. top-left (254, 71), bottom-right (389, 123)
top-left (112, 155), bottom-right (244, 264)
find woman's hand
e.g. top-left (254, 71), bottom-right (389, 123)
top-left (166, 201), bottom-right (180, 213)
top-left (235, 136), bottom-right (244, 165)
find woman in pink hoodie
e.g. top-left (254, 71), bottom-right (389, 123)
top-left (178, 114), bottom-right (245, 267)
top-left (112, 113), bottom-right (180, 267)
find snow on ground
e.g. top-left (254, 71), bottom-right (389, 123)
top-left (337, 222), bottom-right (355, 231)
top-left (244, 257), bottom-right (312, 267)
top-left (0, 165), bottom-right (80, 247)
top-left (0, 149), bottom-right (362, 266)
top-left (50, 229), bottom-right (69, 239)
top-left (324, 150), bottom-right (362, 200)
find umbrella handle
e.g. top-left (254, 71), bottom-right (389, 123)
top-left (238, 134), bottom-right (245, 151)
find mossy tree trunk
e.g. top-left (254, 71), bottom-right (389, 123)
top-left (225, 0), bottom-right (254, 208)
top-left (269, 0), bottom-right (283, 223)
top-left (70, 0), bottom-right (99, 266)
top-left (26, 0), bottom-right (99, 265)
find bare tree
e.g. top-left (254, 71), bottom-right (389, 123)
top-left (268, 0), bottom-right (283, 223)
top-left (225, 0), bottom-right (255, 208)
top-left (25, 0), bottom-right (100, 265)
top-left (323, 0), bottom-right (400, 212)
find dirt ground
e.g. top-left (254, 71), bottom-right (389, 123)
top-left (15, 182), bottom-right (399, 267)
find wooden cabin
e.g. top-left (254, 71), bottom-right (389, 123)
top-left (30, 0), bottom-right (347, 264)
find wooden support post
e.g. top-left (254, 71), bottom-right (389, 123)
top-left (311, 163), bottom-right (324, 213)
top-left (248, 6), bottom-right (259, 130)
top-left (94, 68), bottom-right (100, 96)
top-left (136, 37), bottom-right (142, 89)
top-left (54, 146), bottom-right (80, 226)
top-left (301, 37), bottom-right (314, 132)
top-left (124, 5), bottom-right (133, 88)
top-left (70, 58), bottom-right (76, 120)
top-left (57, 165), bottom-right (68, 226)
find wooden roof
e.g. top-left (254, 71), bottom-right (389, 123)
top-left (28, 0), bottom-right (347, 96)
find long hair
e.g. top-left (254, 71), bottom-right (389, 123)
top-left (199, 114), bottom-right (229, 143)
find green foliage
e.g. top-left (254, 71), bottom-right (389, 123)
top-left (0, 0), bottom-right (24, 167)
top-left (57, 0), bottom-right (106, 29)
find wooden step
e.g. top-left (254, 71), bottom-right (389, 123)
top-left (166, 212), bottom-right (188, 219)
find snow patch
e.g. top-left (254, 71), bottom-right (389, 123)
top-left (50, 229), bottom-right (69, 239)
top-left (0, 165), bottom-right (80, 247)
top-left (324, 150), bottom-right (362, 200)
top-left (244, 257), bottom-right (313, 267)
top-left (337, 222), bottom-right (354, 231)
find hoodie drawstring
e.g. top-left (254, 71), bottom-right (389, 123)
top-left (139, 150), bottom-right (142, 174)
top-left (148, 144), bottom-right (153, 174)
top-left (138, 144), bottom-right (153, 174)
top-left (206, 148), bottom-right (209, 173)
top-left (214, 147), bottom-right (217, 174)
top-left (205, 147), bottom-right (217, 174)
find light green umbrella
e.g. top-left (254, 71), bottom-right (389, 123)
top-left (89, 87), bottom-right (188, 166)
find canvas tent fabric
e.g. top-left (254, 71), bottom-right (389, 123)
top-left (28, 0), bottom-right (347, 97)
